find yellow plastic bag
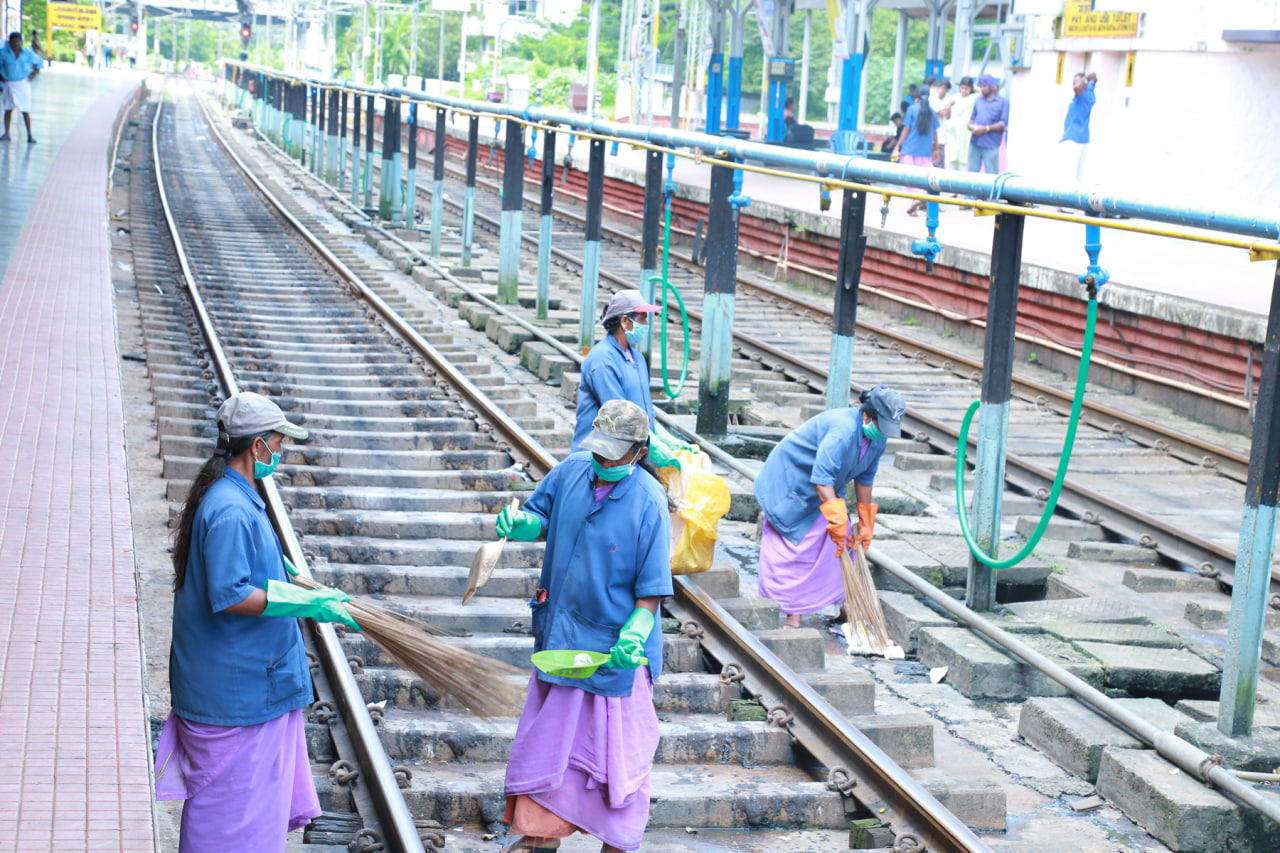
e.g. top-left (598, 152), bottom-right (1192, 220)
top-left (661, 448), bottom-right (731, 575)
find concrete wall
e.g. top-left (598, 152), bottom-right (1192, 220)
top-left (1006, 0), bottom-right (1280, 209)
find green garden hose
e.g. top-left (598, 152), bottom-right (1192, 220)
top-left (650, 189), bottom-right (691, 400)
top-left (955, 294), bottom-right (1098, 568)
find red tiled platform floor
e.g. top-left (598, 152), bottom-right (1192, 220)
top-left (0, 80), bottom-right (155, 851)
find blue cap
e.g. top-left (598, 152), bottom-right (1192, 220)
top-left (863, 386), bottom-right (906, 438)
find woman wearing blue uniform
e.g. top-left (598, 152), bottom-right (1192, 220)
top-left (753, 386), bottom-right (905, 628)
top-left (573, 290), bottom-right (660, 451)
top-left (498, 399), bottom-right (674, 853)
top-left (154, 392), bottom-right (360, 852)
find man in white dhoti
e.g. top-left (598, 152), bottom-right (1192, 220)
top-left (0, 32), bottom-right (43, 143)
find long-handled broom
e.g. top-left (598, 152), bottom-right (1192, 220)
top-left (838, 545), bottom-right (902, 658)
top-left (290, 573), bottom-right (526, 718)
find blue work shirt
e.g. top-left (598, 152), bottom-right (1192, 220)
top-left (0, 46), bottom-right (43, 82)
top-left (573, 335), bottom-right (655, 451)
top-left (170, 469), bottom-right (311, 726)
top-left (970, 93), bottom-right (1009, 149)
top-left (523, 452), bottom-right (673, 697)
top-left (900, 102), bottom-right (940, 158)
top-left (753, 406), bottom-right (886, 544)
top-left (1061, 82), bottom-right (1096, 144)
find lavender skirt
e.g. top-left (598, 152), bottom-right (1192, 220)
top-left (154, 709), bottom-right (320, 852)
top-left (503, 669), bottom-right (659, 850)
top-left (757, 512), bottom-right (846, 614)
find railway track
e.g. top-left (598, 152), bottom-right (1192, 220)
top-left (132, 81), bottom-right (993, 851)
top-left (324, 111), bottom-right (1269, 594)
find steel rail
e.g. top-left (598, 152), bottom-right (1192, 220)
top-left (216, 88), bottom-right (1280, 832)
top-left (154, 90), bottom-right (426, 853)
top-left (438, 153), bottom-right (1251, 481)
top-left (223, 103), bottom-right (993, 848)
top-left (434, 177), bottom-right (1264, 586)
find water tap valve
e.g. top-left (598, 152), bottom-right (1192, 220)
top-left (910, 201), bottom-right (942, 273)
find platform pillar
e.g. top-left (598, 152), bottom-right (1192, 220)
top-left (338, 91), bottom-right (348, 189)
top-left (462, 116), bottom-right (479, 267)
top-left (639, 149), bottom-right (663, 362)
top-left (326, 89), bottom-right (340, 185)
top-left (828, 189), bottom-right (867, 410)
top-left (431, 108), bottom-right (447, 254)
top-left (350, 92), bottom-right (363, 206)
top-left (405, 103), bottom-right (419, 229)
top-left (380, 99), bottom-right (403, 225)
top-left (696, 159), bottom-right (740, 438)
top-left (578, 138), bottom-right (607, 351)
top-left (966, 212), bottom-right (1025, 612)
top-left (704, 0), bottom-right (725, 134)
top-left (363, 95), bottom-right (375, 211)
top-left (1219, 262), bottom-right (1280, 737)
top-left (498, 118), bottom-right (525, 304)
top-left (536, 126), bottom-right (557, 320)
top-left (725, 2), bottom-right (748, 131)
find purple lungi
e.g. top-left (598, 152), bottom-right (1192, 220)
top-left (503, 668), bottom-right (659, 850)
top-left (154, 709), bottom-right (321, 852)
top-left (758, 512), bottom-right (847, 614)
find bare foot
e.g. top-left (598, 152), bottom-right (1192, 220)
top-left (503, 838), bottom-right (560, 853)
top-left (783, 614), bottom-right (803, 629)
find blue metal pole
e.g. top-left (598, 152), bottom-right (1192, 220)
top-left (350, 90), bottom-right (362, 206)
top-left (537, 126), bottom-right (556, 321)
top-left (498, 118), bottom-right (525, 303)
top-left (380, 99), bottom-right (402, 225)
top-left (828, 189), bottom-right (867, 410)
top-left (338, 90), bottom-right (348, 190)
top-left (1218, 261), bottom-right (1280, 737)
top-left (462, 116), bottom-right (478, 267)
top-left (363, 94), bottom-right (375, 211)
top-left (706, 53), bottom-right (724, 134)
top-left (696, 158), bottom-right (742, 437)
top-left (837, 53), bottom-right (864, 133)
top-left (725, 55), bottom-right (743, 130)
top-left (966, 212), bottom-right (1026, 611)
top-left (430, 108), bottom-right (446, 253)
top-left (639, 149), bottom-right (664, 362)
top-left (579, 139), bottom-right (606, 352)
top-left (405, 103), bottom-right (418, 229)
top-left (309, 85), bottom-right (320, 174)
top-left (326, 88), bottom-right (340, 185)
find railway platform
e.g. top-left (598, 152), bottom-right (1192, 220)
top-left (0, 68), bottom-right (153, 851)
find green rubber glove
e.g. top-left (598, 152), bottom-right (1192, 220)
top-left (496, 504), bottom-right (541, 541)
top-left (263, 579), bottom-right (361, 631)
top-left (608, 606), bottom-right (655, 670)
top-left (282, 555), bottom-right (299, 577)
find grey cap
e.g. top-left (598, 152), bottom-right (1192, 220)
top-left (601, 289), bottom-right (661, 324)
top-left (863, 385), bottom-right (906, 439)
top-left (217, 391), bottom-right (309, 440)
top-left (580, 399), bottom-right (650, 459)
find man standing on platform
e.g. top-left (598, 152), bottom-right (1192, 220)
top-left (967, 74), bottom-right (1008, 175)
top-left (1061, 71), bottom-right (1098, 182)
top-left (0, 32), bottom-right (43, 144)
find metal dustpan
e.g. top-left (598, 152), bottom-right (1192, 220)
top-left (463, 498), bottom-right (519, 605)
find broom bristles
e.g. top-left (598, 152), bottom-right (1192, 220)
top-left (293, 575), bottom-right (525, 718)
top-left (840, 546), bottom-right (891, 649)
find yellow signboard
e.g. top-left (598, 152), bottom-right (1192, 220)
top-left (47, 2), bottom-right (102, 33)
top-left (1125, 51), bottom-right (1136, 86)
top-left (1062, 0), bottom-right (1139, 38)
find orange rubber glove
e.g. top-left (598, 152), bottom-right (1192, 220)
top-left (819, 498), bottom-right (849, 549)
top-left (855, 502), bottom-right (878, 551)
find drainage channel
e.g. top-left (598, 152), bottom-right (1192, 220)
top-left (126, 78), bottom-right (1000, 851)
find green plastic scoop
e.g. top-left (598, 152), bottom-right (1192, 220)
top-left (531, 649), bottom-right (623, 678)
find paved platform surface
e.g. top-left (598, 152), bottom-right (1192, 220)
top-left (0, 69), bottom-right (153, 851)
top-left (0, 66), bottom-right (140, 283)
